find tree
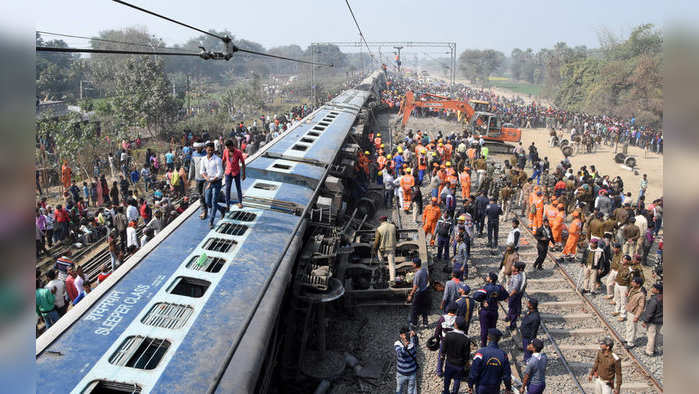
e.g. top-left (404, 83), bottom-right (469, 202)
top-left (112, 56), bottom-right (179, 137)
top-left (36, 33), bottom-right (85, 101)
top-left (458, 49), bottom-right (505, 85)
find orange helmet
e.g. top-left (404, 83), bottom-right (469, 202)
top-left (431, 197), bottom-right (438, 202)
top-left (573, 211), bottom-right (580, 218)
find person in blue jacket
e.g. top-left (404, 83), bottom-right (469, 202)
top-left (468, 328), bottom-right (513, 394)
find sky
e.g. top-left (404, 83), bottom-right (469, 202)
top-left (34, 0), bottom-right (690, 58)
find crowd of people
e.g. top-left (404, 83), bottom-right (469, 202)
top-left (367, 75), bottom-right (663, 394)
top-left (380, 76), bottom-right (663, 154)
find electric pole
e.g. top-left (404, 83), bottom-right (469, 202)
top-left (393, 46), bottom-right (403, 72)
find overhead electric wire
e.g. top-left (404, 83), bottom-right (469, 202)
top-left (112, 0), bottom-right (332, 67)
top-left (235, 47), bottom-right (333, 67)
top-left (36, 46), bottom-right (203, 57)
top-left (36, 30), bottom-right (197, 53)
top-left (343, 0), bottom-right (375, 62)
top-left (113, 0), bottom-right (228, 42)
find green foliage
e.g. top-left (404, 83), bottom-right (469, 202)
top-left (36, 33), bottom-right (86, 101)
top-left (36, 112), bottom-right (101, 178)
top-left (458, 49), bottom-right (505, 86)
top-left (112, 56), bottom-right (178, 136)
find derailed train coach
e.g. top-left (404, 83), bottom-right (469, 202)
top-left (36, 70), bottom-right (386, 394)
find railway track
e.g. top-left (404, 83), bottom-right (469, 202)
top-left (495, 212), bottom-right (664, 393)
top-left (38, 196), bottom-right (186, 284)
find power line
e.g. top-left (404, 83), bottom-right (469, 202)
top-left (36, 31), bottom-right (197, 53)
top-left (343, 0), bottom-right (375, 62)
top-left (113, 0), bottom-right (228, 42)
top-left (36, 46), bottom-right (204, 57)
top-left (236, 47), bottom-right (333, 67)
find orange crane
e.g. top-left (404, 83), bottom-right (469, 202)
top-left (398, 90), bottom-right (521, 152)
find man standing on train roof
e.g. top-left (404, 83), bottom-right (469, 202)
top-left (222, 139), bottom-right (246, 210)
top-left (468, 328), bottom-right (513, 394)
top-left (200, 142), bottom-right (225, 229)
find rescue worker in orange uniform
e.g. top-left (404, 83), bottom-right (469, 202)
top-left (551, 203), bottom-right (566, 249)
top-left (422, 197), bottom-right (441, 246)
top-left (528, 186), bottom-right (540, 230)
top-left (376, 154), bottom-right (387, 173)
top-left (400, 168), bottom-right (415, 211)
top-left (459, 168), bottom-right (472, 199)
top-left (61, 160), bottom-right (72, 190)
top-left (444, 161), bottom-right (456, 178)
top-left (534, 191), bottom-right (545, 230)
top-left (359, 151), bottom-right (370, 177)
top-left (437, 165), bottom-right (447, 197)
top-left (374, 133), bottom-right (382, 150)
top-left (444, 141), bottom-right (453, 162)
top-left (417, 149), bottom-right (428, 184)
top-left (562, 210), bottom-right (582, 259)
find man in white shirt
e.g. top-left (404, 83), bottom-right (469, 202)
top-left (200, 142), bottom-right (225, 228)
top-left (126, 201), bottom-right (139, 224)
top-left (506, 218), bottom-right (521, 250)
top-left (45, 269), bottom-right (68, 316)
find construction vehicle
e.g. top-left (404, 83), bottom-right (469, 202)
top-left (398, 90), bottom-right (521, 153)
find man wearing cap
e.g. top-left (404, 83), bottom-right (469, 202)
top-left (520, 298), bottom-right (541, 363)
top-left (454, 283), bottom-right (475, 328)
top-left (505, 262), bottom-right (526, 331)
top-left (373, 216), bottom-right (398, 285)
top-left (459, 167), bottom-right (472, 200)
top-left (589, 337), bottom-right (622, 394)
top-left (621, 217), bottom-right (640, 257)
top-left (533, 217), bottom-right (553, 270)
top-left (612, 255), bottom-right (635, 320)
top-left (472, 273), bottom-right (509, 347)
top-left (485, 197), bottom-right (503, 249)
top-left (588, 211), bottom-right (605, 242)
top-left (624, 276), bottom-right (646, 348)
top-left (452, 233), bottom-right (469, 279)
top-left (640, 282), bottom-right (663, 356)
top-left (580, 238), bottom-right (605, 294)
top-left (407, 258), bottom-right (431, 328)
top-left (522, 338), bottom-right (547, 394)
top-left (468, 328), bottom-right (513, 394)
top-left (437, 317), bottom-right (471, 394)
top-left (605, 243), bottom-right (623, 300)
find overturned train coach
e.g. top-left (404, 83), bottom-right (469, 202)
top-left (36, 71), bottom-right (386, 394)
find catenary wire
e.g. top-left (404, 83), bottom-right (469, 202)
top-left (36, 30), bottom-right (198, 53)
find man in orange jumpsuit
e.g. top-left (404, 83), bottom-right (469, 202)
top-left (459, 168), bottom-right (472, 200)
top-left (551, 203), bottom-right (566, 250)
top-left (422, 197), bottom-right (441, 246)
top-left (377, 154), bottom-right (387, 172)
top-left (534, 191), bottom-right (545, 230)
top-left (400, 169), bottom-right (415, 211)
top-left (444, 142), bottom-right (453, 162)
top-left (374, 133), bottom-right (382, 150)
top-left (437, 165), bottom-right (447, 197)
top-left (444, 161), bottom-right (456, 177)
top-left (528, 186), bottom-right (540, 230)
top-left (562, 210), bottom-right (582, 259)
top-left (417, 150), bottom-right (428, 184)
top-left (61, 160), bottom-right (72, 190)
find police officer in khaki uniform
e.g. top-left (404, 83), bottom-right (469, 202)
top-left (604, 243), bottom-right (623, 300)
top-left (588, 336), bottom-right (622, 394)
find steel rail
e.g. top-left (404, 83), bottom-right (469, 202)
top-left (518, 215), bottom-right (663, 392)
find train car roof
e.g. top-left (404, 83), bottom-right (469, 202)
top-left (37, 206), bottom-right (303, 393)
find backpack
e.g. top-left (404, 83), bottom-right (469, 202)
top-left (437, 220), bottom-right (451, 237)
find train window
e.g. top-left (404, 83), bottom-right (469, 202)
top-left (225, 211), bottom-right (257, 222)
top-left (312, 126), bottom-right (325, 131)
top-left (291, 144), bottom-right (308, 151)
top-left (308, 131), bottom-right (321, 137)
top-left (186, 254), bottom-right (227, 273)
top-left (323, 117), bottom-right (334, 122)
top-left (168, 277), bottom-right (211, 298)
top-left (109, 336), bottom-right (171, 370)
top-left (216, 222), bottom-right (248, 236)
top-left (318, 122), bottom-right (330, 126)
top-left (273, 163), bottom-right (292, 170)
top-left (253, 182), bottom-right (278, 191)
top-left (82, 380), bottom-right (142, 394)
top-left (330, 111), bottom-right (340, 115)
top-left (300, 137), bottom-right (316, 143)
top-left (142, 303), bottom-right (194, 329)
top-left (202, 237), bottom-right (237, 253)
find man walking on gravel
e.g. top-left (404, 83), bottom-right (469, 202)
top-left (533, 217), bottom-right (552, 270)
top-left (624, 276), bottom-right (646, 349)
top-left (589, 337), bottom-right (622, 394)
top-left (472, 272), bottom-right (509, 347)
top-left (468, 328), bottom-right (513, 394)
top-left (521, 338), bottom-right (547, 394)
top-left (407, 258), bottom-right (430, 328)
top-left (373, 216), bottom-right (398, 285)
top-left (520, 298), bottom-right (541, 364)
top-left (640, 282), bottom-right (662, 356)
top-left (604, 243), bottom-right (622, 300)
top-left (395, 326), bottom-right (418, 394)
top-left (437, 316), bottom-right (471, 394)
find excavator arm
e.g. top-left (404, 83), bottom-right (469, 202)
top-left (399, 90), bottom-right (477, 127)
